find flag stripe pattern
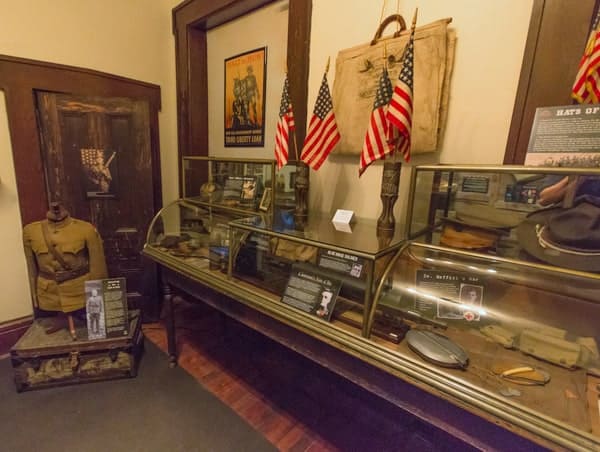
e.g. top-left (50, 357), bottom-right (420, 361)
top-left (573, 12), bottom-right (600, 103)
top-left (359, 67), bottom-right (394, 176)
top-left (274, 75), bottom-right (295, 169)
top-left (387, 25), bottom-right (415, 162)
top-left (300, 74), bottom-right (340, 170)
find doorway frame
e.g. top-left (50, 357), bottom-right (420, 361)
top-left (0, 54), bottom-right (162, 225)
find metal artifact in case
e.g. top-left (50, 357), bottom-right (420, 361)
top-left (228, 213), bottom-right (407, 340)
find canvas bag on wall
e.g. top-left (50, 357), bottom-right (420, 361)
top-left (332, 15), bottom-right (455, 155)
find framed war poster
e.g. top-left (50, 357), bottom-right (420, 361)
top-left (224, 47), bottom-right (267, 147)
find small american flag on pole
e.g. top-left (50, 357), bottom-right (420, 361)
top-left (300, 69), bottom-right (340, 170)
top-left (359, 66), bottom-right (394, 176)
top-left (572, 10), bottom-right (600, 103)
top-left (386, 12), bottom-right (416, 162)
top-left (274, 75), bottom-right (295, 169)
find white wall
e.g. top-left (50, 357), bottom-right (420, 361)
top-left (0, 0), bottom-right (180, 322)
top-left (308, 0), bottom-right (533, 219)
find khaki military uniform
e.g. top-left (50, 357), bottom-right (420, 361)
top-left (23, 217), bottom-right (108, 313)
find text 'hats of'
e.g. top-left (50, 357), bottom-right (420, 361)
top-left (516, 194), bottom-right (600, 272)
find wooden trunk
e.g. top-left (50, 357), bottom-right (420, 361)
top-left (10, 310), bottom-right (143, 392)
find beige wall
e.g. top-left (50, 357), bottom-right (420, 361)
top-left (0, 0), bottom-right (533, 323)
top-left (308, 0), bottom-right (533, 219)
top-left (0, 0), bottom-right (180, 322)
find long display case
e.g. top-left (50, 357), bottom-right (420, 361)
top-left (143, 161), bottom-right (600, 450)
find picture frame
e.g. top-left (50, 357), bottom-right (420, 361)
top-left (80, 148), bottom-right (118, 199)
top-left (259, 187), bottom-right (272, 211)
top-left (224, 47), bottom-right (267, 147)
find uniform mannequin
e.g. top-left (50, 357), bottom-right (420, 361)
top-left (23, 202), bottom-right (108, 339)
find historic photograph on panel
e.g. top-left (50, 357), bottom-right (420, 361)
top-left (85, 279), bottom-right (106, 340)
top-left (80, 148), bottom-right (118, 198)
top-left (224, 47), bottom-right (267, 147)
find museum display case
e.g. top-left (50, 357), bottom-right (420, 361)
top-left (228, 213), bottom-right (406, 339)
top-left (146, 157), bottom-right (297, 277)
top-left (144, 161), bottom-right (600, 449)
top-left (368, 241), bottom-right (600, 450)
top-left (182, 156), bottom-right (298, 218)
top-left (406, 165), bottom-right (600, 273)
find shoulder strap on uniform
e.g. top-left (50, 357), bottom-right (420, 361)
top-left (41, 221), bottom-right (72, 270)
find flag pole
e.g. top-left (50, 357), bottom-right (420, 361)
top-left (377, 8), bottom-right (417, 234)
top-left (286, 65), bottom-right (300, 162)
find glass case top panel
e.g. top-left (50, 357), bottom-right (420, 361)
top-left (409, 165), bottom-right (600, 276)
top-left (376, 242), bottom-right (600, 445)
top-left (183, 157), bottom-right (273, 213)
top-left (231, 212), bottom-right (406, 257)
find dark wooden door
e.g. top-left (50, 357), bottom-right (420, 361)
top-left (35, 92), bottom-right (157, 314)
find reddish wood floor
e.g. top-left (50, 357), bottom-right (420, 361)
top-left (142, 298), bottom-right (459, 452)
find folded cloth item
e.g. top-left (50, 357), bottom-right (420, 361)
top-left (439, 219), bottom-right (504, 250)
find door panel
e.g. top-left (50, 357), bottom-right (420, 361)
top-left (36, 92), bottom-right (156, 313)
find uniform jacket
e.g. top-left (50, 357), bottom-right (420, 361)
top-left (23, 216), bottom-right (108, 313)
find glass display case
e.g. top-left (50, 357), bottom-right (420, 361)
top-left (145, 157), bottom-right (298, 278)
top-left (182, 156), bottom-right (298, 218)
top-left (368, 241), bottom-right (600, 450)
top-left (407, 165), bottom-right (600, 275)
top-left (228, 213), bottom-right (406, 339)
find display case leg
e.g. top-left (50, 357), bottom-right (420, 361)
top-left (163, 283), bottom-right (177, 368)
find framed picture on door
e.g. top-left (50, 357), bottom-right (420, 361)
top-left (80, 148), bottom-right (118, 198)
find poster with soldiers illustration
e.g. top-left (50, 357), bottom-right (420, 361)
top-left (224, 47), bottom-right (267, 147)
top-left (80, 148), bottom-right (118, 198)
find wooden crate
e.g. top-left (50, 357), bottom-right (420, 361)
top-left (10, 310), bottom-right (143, 392)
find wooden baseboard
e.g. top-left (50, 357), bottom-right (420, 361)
top-left (0, 316), bottom-right (33, 356)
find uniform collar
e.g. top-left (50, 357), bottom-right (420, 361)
top-left (46, 216), bottom-right (73, 230)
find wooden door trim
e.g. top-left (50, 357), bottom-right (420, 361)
top-left (0, 54), bottom-right (162, 225)
top-left (172, 0), bottom-right (312, 195)
top-left (504, 0), bottom-right (545, 164)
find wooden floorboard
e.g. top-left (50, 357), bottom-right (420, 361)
top-left (142, 298), bottom-right (458, 452)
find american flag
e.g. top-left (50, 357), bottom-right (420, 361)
top-left (572, 11), bottom-right (600, 103)
top-left (274, 75), bottom-right (295, 169)
top-left (300, 73), bottom-right (340, 170)
top-left (359, 67), bottom-right (394, 176)
top-left (386, 24), bottom-right (415, 162)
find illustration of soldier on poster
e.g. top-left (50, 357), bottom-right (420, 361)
top-left (224, 47), bottom-right (267, 147)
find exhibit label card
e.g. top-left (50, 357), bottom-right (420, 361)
top-left (281, 265), bottom-right (342, 321)
top-left (525, 104), bottom-right (600, 167)
top-left (317, 249), bottom-right (366, 279)
top-left (415, 270), bottom-right (485, 322)
top-left (102, 278), bottom-right (129, 338)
